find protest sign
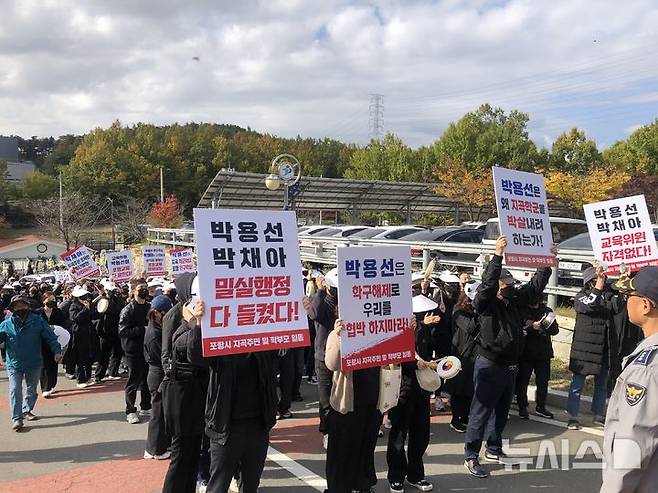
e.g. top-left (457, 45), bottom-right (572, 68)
top-left (583, 194), bottom-right (658, 274)
top-left (169, 247), bottom-right (195, 276)
top-left (193, 208), bottom-right (308, 357)
top-left (106, 251), bottom-right (134, 283)
top-left (336, 245), bottom-right (414, 371)
top-left (60, 245), bottom-right (100, 279)
top-left (143, 246), bottom-right (167, 277)
top-left (493, 166), bottom-right (556, 267)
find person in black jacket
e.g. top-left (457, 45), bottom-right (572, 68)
top-left (94, 285), bottom-right (125, 382)
top-left (189, 299), bottom-right (278, 493)
top-left (464, 236), bottom-right (553, 478)
top-left (68, 286), bottom-right (97, 388)
top-left (515, 296), bottom-right (559, 420)
top-left (304, 275), bottom-right (338, 445)
top-left (446, 285), bottom-right (480, 433)
top-left (39, 291), bottom-right (67, 397)
top-left (566, 264), bottom-right (613, 429)
top-left (119, 278), bottom-right (151, 424)
top-left (143, 294), bottom-right (173, 460)
top-left (160, 273), bottom-right (209, 493)
top-left (386, 294), bottom-right (437, 493)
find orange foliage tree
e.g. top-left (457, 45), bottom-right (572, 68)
top-left (433, 160), bottom-right (495, 221)
top-left (148, 195), bottom-right (184, 228)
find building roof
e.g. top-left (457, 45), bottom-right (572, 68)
top-left (0, 235), bottom-right (66, 254)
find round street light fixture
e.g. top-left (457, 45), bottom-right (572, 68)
top-left (265, 173), bottom-right (281, 191)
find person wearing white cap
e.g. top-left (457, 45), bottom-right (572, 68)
top-left (386, 295), bottom-right (438, 493)
top-left (444, 282), bottom-right (480, 433)
top-left (302, 269), bottom-right (339, 446)
top-left (93, 283), bottom-right (126, 382)
top-left (68, 285), bottom-right (97, 388)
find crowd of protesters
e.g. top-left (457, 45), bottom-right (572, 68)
top-left (0, 233), bottom-right (652, 493)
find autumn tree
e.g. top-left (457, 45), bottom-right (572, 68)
top-left (433, 160), bottom-right (495, 221)
top-left (148, 195), bottom-right (184, 228)
top-left (545, 166), bottom-right (630, 217)
top-left (614, 174), bottom-right (658, 222)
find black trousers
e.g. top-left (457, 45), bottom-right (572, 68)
top-left (387, 392), bottom-right (430, 484)
top-left (450, 394), bottom-right (473, 423)
top-left (94, 337), bottom-right (123, 380)
top-left (326, 407), bottom-right (382, 493)
top-left (276, 350), bottom-right (294, 413)
top-left (162, 434), bottom-right (202, 493)
top-left (305, 320), bottom-right (316, 378)
top-left (198, 433), bottom-right (211, 484)
top-left (515, 358), bottom-right (551, 410)
top-left (125, 355), bottom-right (151, 414)
top-left (315, 359), bottom-right (333, 434)
top-left (207, 419), bottom-right (269, 493)
top-left (145, 369), bottom-right (170, 455)
top-left (464, 356), bottom-right (517, 460)
top-left (40, 351), bottom-right (58, 392)
top-left (292, 347), bottom-right (305, 399)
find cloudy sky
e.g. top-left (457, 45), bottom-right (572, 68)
top-left (2, 0), bottom-right (658, 149)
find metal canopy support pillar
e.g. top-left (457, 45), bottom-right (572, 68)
top-left (454, 205), bottom-right (460, 224)
top-left (547, 264), bottom-right (558, 310)
top-left (351, 201), bottom-right (358, 224)
top-left (422, 248), bottom-right (431, 270)
top-left (406, 203), bottom-right (412, 223)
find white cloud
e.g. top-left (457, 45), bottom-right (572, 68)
top-left (0, 0), bottom-right (657, 149)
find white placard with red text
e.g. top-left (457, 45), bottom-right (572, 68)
top-left (60, 245), bottom-right (100, 279)
top-left (193, 208), bottom-right (308, 357)
top-left (143, 246), bottom-right (167, 277)
top-left (169, 247), bottom-right (195, 276)
top-left (583, 195), bottom-right (658, 274)
top-left (106, 251), bottom-right (134, 283)
top-left (337, 245), bottom-right (415, 371)
top-left (493, 166), bottom-right (556, 268)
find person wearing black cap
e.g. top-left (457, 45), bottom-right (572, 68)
top-left (566, 263), bottom-right (614, 430)
top-left (0, 295), bottom-right (62, 431)
top-left (464, 236), bottom-right (554, 478)
top-left (601, 266), bottom-right (658, 492)
top-left (143, 294), bottom-right (173, 460)
top-left (119, 278), bottom-right (152, 424)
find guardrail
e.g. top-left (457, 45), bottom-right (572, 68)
top-left (147, 227), bottom-right (596, 308)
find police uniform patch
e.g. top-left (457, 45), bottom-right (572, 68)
top-left (625, 383), bottom-right (647, 406)
top-left (632, 347), bottom-right (657, 366)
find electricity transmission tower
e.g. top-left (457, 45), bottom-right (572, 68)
top-left (368, 94), bottom-right (384, 141)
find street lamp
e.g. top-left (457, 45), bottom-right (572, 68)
top-left (265, 154), bottom-right (301, 210)
top-left (106, 197), bottom-right (115, 247)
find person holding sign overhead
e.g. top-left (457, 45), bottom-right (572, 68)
top-left (464, 235), bottom-right (554, 478)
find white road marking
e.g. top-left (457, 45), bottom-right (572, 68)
top-left (267, 446), bottom-right (327, 492)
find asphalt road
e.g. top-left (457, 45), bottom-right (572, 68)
top-left (0, 367), bottom-right (605, 493)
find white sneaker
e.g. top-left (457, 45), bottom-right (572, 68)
top-left (144, 450), bottom-right (170, 460)
top-left (127, 412), bottom-right (140, 424)
top-left (229, 478), bottom-right (239, 492)
top-left (198, 481), bottom-right (208, 493)
top-left (76, 382), bottom-right (88, 389)
top-left (322, 434), bottom-right (328, 450)
top-left (42, 390), bottom-right (52, 398)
